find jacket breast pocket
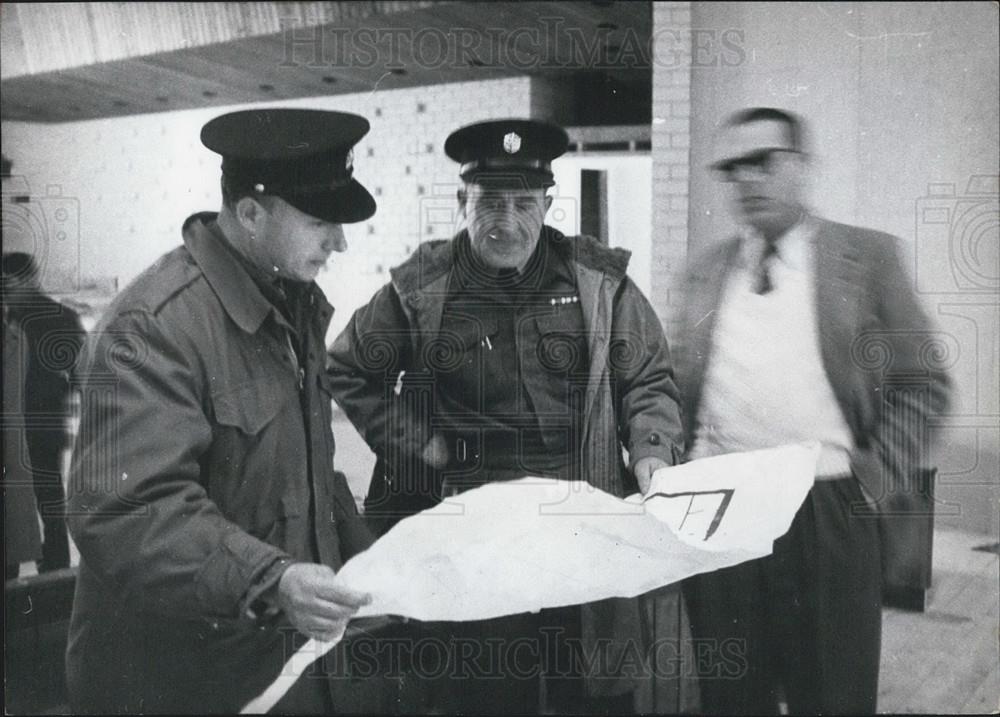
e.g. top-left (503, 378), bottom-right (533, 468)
top-left (533, 313), bottom-right (589, 375)
top-left (433, 317), bottom-right (498, 371)
top-left (213, 377), bottom-right (291, 436)
top-left (209, 376), bottom-right (303, 532)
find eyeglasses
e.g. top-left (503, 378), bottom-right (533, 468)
top-left (711, 148), bottom-right (800, 181)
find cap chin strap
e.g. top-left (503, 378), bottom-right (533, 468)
top-left (253, 177), bottom-right (351, 195)
top-left (222, 153), bottom-right (356, 196)
top-left (460, 157), bottom-right (551, 176)
top-left (251, 172), bottom-right (354, 195)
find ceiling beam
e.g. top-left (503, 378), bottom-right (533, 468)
top-left (1, 1), bottom-right (436, 79)
top-left (1, 2), bottom-right (652, 124)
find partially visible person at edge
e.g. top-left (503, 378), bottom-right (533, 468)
top-left (2, 251), bottom-right (85, 574)
top-left (3, 300), bottom-right (43, 579)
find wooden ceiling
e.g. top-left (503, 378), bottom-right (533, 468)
top-left (1, 1), bottom-right (652, 123)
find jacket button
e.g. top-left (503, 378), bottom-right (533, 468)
top-left (649, 433), bottom-right (661, 446)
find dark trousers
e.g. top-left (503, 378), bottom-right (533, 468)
top-left (27, 427), bottom-right (70, 571)
top-left (391, 607), bottom-right (587, 715)
top-left (683, 477), bottom-right (882, 715)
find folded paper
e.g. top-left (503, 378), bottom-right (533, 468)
top-left (242, 442), bottom-right (819, 713)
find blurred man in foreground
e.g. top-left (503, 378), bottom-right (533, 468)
top-left (678, 107), bottom-right (951, 714)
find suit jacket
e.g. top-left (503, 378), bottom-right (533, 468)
top-left (676, 217), bottom-right (952, 510)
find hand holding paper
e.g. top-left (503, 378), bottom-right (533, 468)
top-left (633, 455), bottom-right (669, 494)
top-left (276, 563), bottom-right (371, 642)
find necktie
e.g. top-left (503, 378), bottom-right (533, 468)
top-left (755, 241), bottom-right (778, 294)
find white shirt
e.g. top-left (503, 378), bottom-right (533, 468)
top-left (690, 218), bottom-right (855, 478)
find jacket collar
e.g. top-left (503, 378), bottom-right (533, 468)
top-left (390, 236), bottom-right (454, 297)
top-left (568, 229), bottom-right (629, 279)
top-left (812, 217), bottom-right (863, 292)
top-left (811, 217), bottom-right (864, 397)
top-left (184, 220), bottom-right (276, 334)
top-left (679, 236), bottom-right (741, 439)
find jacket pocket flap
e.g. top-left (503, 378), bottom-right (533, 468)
top-left (213, 378), bottom-right (292, 435)
top-left (453, 317), bottom-right (500, 351)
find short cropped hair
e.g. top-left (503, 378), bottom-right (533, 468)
top-left (220, 175), bottom-right (254, 210)
top-left (725, 107), bottom-right (808, 154)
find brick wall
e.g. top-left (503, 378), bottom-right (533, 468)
top-left (649, 1), bottom-right (692, 344)
top-left (1, 76), bottom-right (534, 340)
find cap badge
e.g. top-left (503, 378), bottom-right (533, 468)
top-left (503, 132), bottom-right (521, 154)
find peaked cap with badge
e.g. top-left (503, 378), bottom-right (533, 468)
top-left (445, 118), bottom-right (569, 189)
top-left (201, 108), bottom-right (376, 224)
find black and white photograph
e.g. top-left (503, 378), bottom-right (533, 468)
top-left (2, 2), bottom-right (998, 714)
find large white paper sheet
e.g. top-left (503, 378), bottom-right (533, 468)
top-left (242, 442), bottom-right (818, 713)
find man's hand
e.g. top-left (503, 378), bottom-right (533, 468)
top-left (634, 456), bottom-right (669, 495)
top-left (421, 432), bottom-right (449, 469)
top-left (276, 563), bottom-right (371, 642)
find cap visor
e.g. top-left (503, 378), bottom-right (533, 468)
top-left (283, 179), bottom-right (376, 224)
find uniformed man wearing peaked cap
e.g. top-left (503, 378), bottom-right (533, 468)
top-left (444, 117), bottom-right (569, 187)
top-left (327, 118), bottom-right (686, 712)
top-left (200, 108), bottom-right (376, 224)
top-left (66, 109), bottom-right (385, 714)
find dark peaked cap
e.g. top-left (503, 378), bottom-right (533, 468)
top-left (201, 109), bottom-right (376, 224)
top-left (445, 118), bottom-right (569, 188)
